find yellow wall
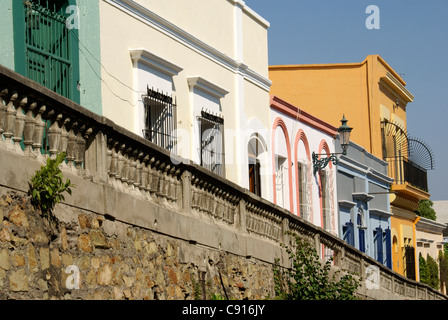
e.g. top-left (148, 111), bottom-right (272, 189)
top-left (390, 209), bottom-right (418, 277)
top-left (269, 55), bottom-right (411, 159)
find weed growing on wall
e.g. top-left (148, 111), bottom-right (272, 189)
top-left (28, 152), bottom-right (74, 222)
top-left (273, 231), bottom-right (360, 300)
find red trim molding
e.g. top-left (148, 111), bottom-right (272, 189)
top-left (294, 130), bottom-right (311, 218)
top-left (270, 95), bottom-right (338, 137)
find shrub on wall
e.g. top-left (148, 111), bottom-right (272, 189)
top-left (273, 232), bottom-right (360, 300)
top-left (28, 152), bottom-right (74, 222)
top-left (419, 253), bottom-right (440, 291)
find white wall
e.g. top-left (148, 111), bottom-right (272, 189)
top-left (271, 108), bottom-right (339, 235)
top-left (99, 0), bottom-right (271, 189)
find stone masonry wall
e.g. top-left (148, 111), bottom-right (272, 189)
top-left (0, 188), bottom-right (275, 300)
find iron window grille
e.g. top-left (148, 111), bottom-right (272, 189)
top-left (142, 86), bottom-right (177, 154)
top-left (198, 110), bottom-right (225, 177)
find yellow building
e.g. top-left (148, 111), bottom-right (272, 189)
top-left (269, 55), bottom-right (434, 279)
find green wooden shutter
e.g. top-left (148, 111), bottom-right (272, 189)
top-left (14, 0), bottom-right (80, 103)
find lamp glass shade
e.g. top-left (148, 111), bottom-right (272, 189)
top-left (338, 115), bottom-right (352, 154)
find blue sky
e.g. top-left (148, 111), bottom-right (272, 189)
top-left (245, 0), bottom-right (448, 201)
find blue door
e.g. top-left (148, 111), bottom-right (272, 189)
top-left (343, 221), bottom-right (355, 247)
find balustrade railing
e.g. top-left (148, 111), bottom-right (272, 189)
top-left (0, 65), bottom-right (445, 300)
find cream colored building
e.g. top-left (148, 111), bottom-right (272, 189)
top-left (416, 217), bottom-right (446, 289)
top-left (98, 0), bottom-right (273, 199)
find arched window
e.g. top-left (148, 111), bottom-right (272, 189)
top-left (271, 118), bottom-right (293, 212)
top-left (248, 133), bottom-right (266, 197)
top-left (13, 0), bottom-right (80, 102)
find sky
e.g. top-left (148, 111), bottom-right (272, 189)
top-left (245, 0), bottom-right (448, 201)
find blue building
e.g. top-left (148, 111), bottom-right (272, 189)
top-left (336, 139), bottom-right (394, 269)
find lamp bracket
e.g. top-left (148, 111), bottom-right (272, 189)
top-left (312, 152), bottom-right (343, 175)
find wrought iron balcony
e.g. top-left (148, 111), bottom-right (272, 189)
top-left (386, 156), bottom-right (428, 192)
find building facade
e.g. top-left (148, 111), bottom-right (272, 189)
top-left (270, 95), bottom-right (339, 243)
top-left (98, 0), bottom-right (272, 196)
top-left (336, 139), bottom-right (394, 268)
top-left (1, 0), bottom-right (275, 199)
top-left (268, 55), bottom-right (435, 279)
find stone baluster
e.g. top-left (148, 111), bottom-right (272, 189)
top-left (115, 143), bottom-right (125, 185)
top-left (127, 149), bottom-right (136, 188)
top-left (152, 160), bottom-right (162, 201)
top-left (59, 118), bottom-right (71, 155)
top-left (12, 95), bottom-right (27, 153)
top-left (48, 113), bottom-right (63, 159)
top-left (159, 162), bottom-right (170, 206)
top-left (120, 147), bottom-right (131, 187)
top-left (32, 105), bottom-right (46, 159)
top-left (66, 122), bottom-right (78, 171)
top-left (158, 162), bottom-right (167, 199)
top-left (174, 168), bottom-right (182, 208)
top-left (140, 155), bottom-right (149, 196)
top-left (23, 101), bottom-right (37, 157)
top-left (106, 138), bottom-right (113, 178)
top-left (216, 190), bottom-right (224, 220)
top-left (167, 165), bottom-right (177, 204)
top-left (74, 127), bottom-right (87, 173)
top-left (3, 91), bottom-right (18, 150)
top-left (134, 151), bottom-right (144, 192)
top-left (149, 158), bottom-right (160, 200)
top-left (145, 158), bottom-right (154, 199)
top-left (107, 141), bottom-right (119, 183)
top-left (0, 89), bottom-right (9, 146)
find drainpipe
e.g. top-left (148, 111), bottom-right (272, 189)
top-left (413, 215), bottom-right (421, 281)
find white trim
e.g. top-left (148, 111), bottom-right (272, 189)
top-left (369, 208), bottom-right (393, 218)
top-left (227, 0), bottom-right (270, 28)
top-left (187, 76), bottom-right (229, 99)
top-left (338, 156), bottom-right (394, 186)
top-left (380, 72), bottom-right (414, 103)
top-left (352, 192), bottom-right (375, 202)
top-left (105, 0), bottom-right (272, 92)
top-left (416, 216), bottom-right (447, 234)
top-left (338, 200), bottom-right (357, 209)
top-left (130, 49), bottom-right (183, 76)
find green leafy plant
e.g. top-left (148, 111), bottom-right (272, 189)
top-left (439, 248), bottom-right (448, 291)
top-left (415, 199), bottom-right (437, 221)
top-left (28, 152), bottom-right (74, 221)
top-left (419, 253), bottom-right (439, 290)
top-left (273, 231), bottom-right (360, 300)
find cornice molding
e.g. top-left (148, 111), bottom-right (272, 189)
top-left (380, 72), bottom-right (414, 104)
top-left (338, 200), bottom-right (357, 209)
top-left (106, 0), bottom-right (272, 92)
top-left (416, 216), bottom-right (447, 234)
top-left (130, 49), bottom-right (183, 76)
top-left (270, 95), bottom-right (338, 137)
top-left (369, 208), bottom-right (393, 218)
top-left (187, 76), bottom-right (229, 99)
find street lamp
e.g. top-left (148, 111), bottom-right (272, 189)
top-left (312, 115), bottom-right (353, 175)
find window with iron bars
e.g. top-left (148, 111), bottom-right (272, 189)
top-left (142, 86), bottom-right (177, 154)
top-left (198, 110), bottom-right (225, 177)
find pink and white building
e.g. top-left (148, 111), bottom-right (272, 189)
top-left (269, 95), bottom-right (339, 237)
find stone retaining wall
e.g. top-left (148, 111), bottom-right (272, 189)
top-left (0, 188), bottom-right (275, 300)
